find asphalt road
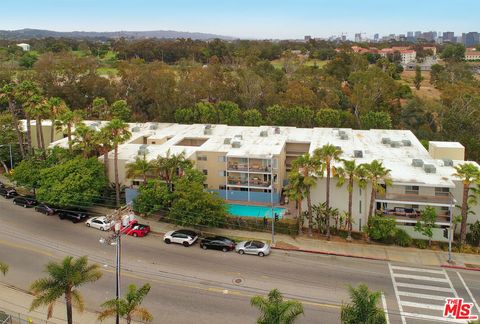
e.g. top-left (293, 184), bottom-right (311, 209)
top-left (0, 197), bottom-right (479, 324)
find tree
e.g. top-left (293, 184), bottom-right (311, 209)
top-left (413, 65), bottom-right (424, 90)
top-left (0, 83), bottom-right (25, 158)
top-left (250, 289), bottom-right (304, 324)
top-left (453, 163), bottom-right (480, 244)
top-left (30, 256), bottom-right (102, 324)
top-left (0, 112), bottom-right (21, 172)
top-left (334, 160), bottom-right (367, 241)
top-left (292, 154), bottom-right (320, 236)
top-left (285, 169), bottom-right (307, 235)
top-left (91, 97), bottom-right (109, 119)
top-left (98, 283), bottom-right (153, 324)
top-left (441, 44), bottom-right (466, 62)
top-left (36, 157), bottom-right (107, 207)
top-left (414, 206), bottom-right (437, 246)
top-left (71, 122), bottom-right (98, 158)
top-left (314, 144), bottom-right (342, 240)
top-left (132, 180), bottom-right (172, 216)
top-left (46, 97), bottom-right (68, 143)
top-left (360, 111), bottom-right (392, 130)
top-left (15, 81), bottom-right (43, 153)
top-left (95, 126), bottom-right (113, 177)
top-left (315, 109), bottom-right (342, 127)
top-left (111, 99), bottom-right (132, 121)
top-left (154, 150), bottom-right (193, 192)
top-left (242, 109), bottom-right (264, 126)
top-left (467, 221), bottom-right (480, 247)
top-left (169, 169), bottom-right (227, 227)
top-left (340, 284), bottom-right (386, 324)
top-left (19, 51), bottom-right (38, 68)
top-left (126, 154), bottom-right (155, 184)
top-left (105, 119), bottom-right (132, 206)
top-left (58, 108), bottom-right (83, 151)
top-left (363, 160), bottom-right (392, 238)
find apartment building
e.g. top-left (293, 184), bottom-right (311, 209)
top-left (33, 121), bottom-right (480, 240)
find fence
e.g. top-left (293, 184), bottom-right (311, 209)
top-left (0, 306), bottom-right (46, 324)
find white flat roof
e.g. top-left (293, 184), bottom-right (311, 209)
top-left (429, 141), bottom-right (464, 149)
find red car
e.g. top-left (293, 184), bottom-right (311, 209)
top-left (121, 220), bottom-right (151, 237)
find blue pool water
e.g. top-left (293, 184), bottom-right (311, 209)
top-left (227, 204), bottom-right (286, 218)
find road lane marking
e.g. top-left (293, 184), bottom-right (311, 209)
top-left (397, 291), bottom-right (451, 301)
top-left (389, 263), bottom-right (407, 324)
top-left (381, 292), bottom-right (390, 324)
top-left (0, 239), bottom-right (54, 257)
top-left (391, 266), bottom-right (445, 275)
top-left (443, 269), bottom-right (459, 298)
top-left (393, 273), bottom-right (449, 282)
top-left (395, 282), bottom-right (453, 292)
top-left (400, 301), bottom-right (445, 310)
top-left (402, 312), bottom-right (466, 323)
top-left (457, 271), bottom-right (480, 315)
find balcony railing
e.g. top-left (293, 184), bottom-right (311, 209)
top-left (227, 179), bottom-right (249, 186)
top-left (227, 163), bottom-right (249, 171)
top-left (376, 192), bottom-right (455, 206)
top-left (227, 163), bottom-right (272, 173)
top-left (378, 209), bottom-right (451, 225)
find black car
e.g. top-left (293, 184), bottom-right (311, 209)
top-left (58, 209), bottom-right (88, 223)
top-left (0, 187), bottom-right (17, 199)
top-left (35, 203), bottom-right (57, 215)
top-left (200, 236), bottom-right (236, 252)
top-left (12, 196), bottom-right (37, 208)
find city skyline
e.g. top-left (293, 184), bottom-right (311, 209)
top-left (1, 0), bottom-right (479, 39)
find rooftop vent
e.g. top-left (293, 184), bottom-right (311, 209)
top-left (402, 139), bottom-right (412, 146)
top-left (231, 141), bottom-right (241, 148)
top-left (338, 130), bottom-right (346, 136)
top-left (390, 141), bottom-right (401, 148)
top-left (354, 150), bottom-right (363, 158)
top-left (423, 164), bottom-right (437, 174)
top-left (443, 159), bottom-right (454, 167)
top-left (412, 159), bottom-right (424, 167)
top-left (339, 133), bottom-right (349, 140)
top-left (137, 144), bottom-right (149, 156)
top-left (149, 123), bottom-right (158, 130)
top-left (234, 134), bottom-right (243, 140)
top-left (260, 130), bottom-right (268, 137)
top-left (274, 127), bottom-right (281, 134)
top-left (205, 124), bottom-right (212, 129)
top-left (223, 138), bottom-right (231, 145)
top-left (131, 126), bottom-right (140, 132)
top-left (204, 129), bottom-right (212, 135)
top-left (381, 137), bottom-right (391, 144)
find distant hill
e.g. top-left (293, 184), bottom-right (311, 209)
top-left (0, 28), bottom-right (235, 41)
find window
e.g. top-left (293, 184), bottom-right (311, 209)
top-left (219, 185), bottom-right (226, 190)
top-left (435, 187), bottom-right (450, 197)
top-left (197, 155), bottom-right (207, 161)
top-left (218, 171), bottom-right (226, 177)
top-left (151, 141), bottom-right (156, 144)
top-left (203, 169), bottom-right (208, 175)
top-left (218, 156), bottom-right (226, 162)
top-left (405, 185), bottom-right (419, 195)
top-left (359, 200), bottom-right (362, 213)
top-left (272, 158), bottom-right (278, 169)
top-left (132, 180), bottom-right (140, 186)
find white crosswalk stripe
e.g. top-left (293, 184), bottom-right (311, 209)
top-left (388, 263), bottom-right (470, 324)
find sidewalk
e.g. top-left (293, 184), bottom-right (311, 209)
top-left (137, 216), bottom-right (480, 270)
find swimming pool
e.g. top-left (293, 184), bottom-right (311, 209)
top-left (227, 204), bottom-right (286, 218)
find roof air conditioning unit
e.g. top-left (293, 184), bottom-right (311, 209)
top-left (338, 130), bottom-right (346, 136)
top-left (204, 129), bottom-right (212, 135)
top-left (390, 141), bottom-right (401, 148)
top-left (443, 159), bottom-right (453, 167)
top-left (381, 137), bottom-right (391, 144)
top-left (223, 138), bottom-right (231, 144)
top-left (131, 126), bottom-right (140, 132)
top-left (205, 124), bottom-right (212, 129)
top-left (260, 130), bottom-right (268, 137)
top-left (402, 139), bottom-right (412, 146)
top-left (234, 134), bottom-right (243, 140)
top-left (137, 144), bottom-right (149, 156)
top-left (412, 159), bottom-right (424, 167)
top-left (149, 123), bottom-right (158, 130)
top-left (423, 164), bottom-right (436, 174)
top-left (274, 127), bottom-right (281, 134)
top-left (340, 134), bottom-right (349, 140)
top-left (232, 141), bottom-right (241, 148)
top-left (354, 150), bottom-right (363, 158)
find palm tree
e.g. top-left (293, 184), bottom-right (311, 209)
top-left (0, 262), bottom-right (8, 275)
top-left (154, 150), bottom-right (193, 192)
top-left (340, 284), bottom-right (386, 324)
top-left (15, 81), bottom-right (42, 154)
top-left (106, 119), bottom-right (132, 206)
top-left (29, 256), bottom-right (102, 324)
top-left (285, 170), bottom-right (307, 235)
top-left (292, 153), bottom-right (320, 237)
top-left (250, 288), bottom-right (304, 324)
top-left (362, 160), bottom-right (392, 237)
top-left (98, 283), bottom-right (153, 324)
top-left (0, 83), bottom-right (25, 158)
top-left (314, 144), bottom-right (342, 240)
top-left (46, 97), bottom-right (68, 143)
top-left (57, 108), bottom-right (83, 151)
top-left (95, 126), bottom-right (113, 177)
top-left (126, 154), bottom-right (155, 184)
top-left (334, 160), bottom-right (367, 241)
top-left (72, 122), bottom-right (98, 158)
top-left (453, 163), bottom-right (480, 244)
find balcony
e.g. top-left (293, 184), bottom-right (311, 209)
top-left (376, 192), bottom-right (455, 207)
top-left (227, 179), bottom-right (249, 186)
top-left (227, 158), bottom-right (272, 173)
top-left (249, 176), bottom-right (271, 188)
top-left (379, 207), bottom-right (451, 225)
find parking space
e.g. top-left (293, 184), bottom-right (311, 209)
top-left (389, 263), bottom-right (480, 323)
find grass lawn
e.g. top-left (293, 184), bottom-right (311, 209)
top-left (97, 67), bottom-right (119, 77)
top-left (270, 58), bottom-right (329, 69)
top-left (401, 70), bottom-right (441, 101)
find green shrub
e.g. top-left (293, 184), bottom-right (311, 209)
top-left (366, 216), bottom-right (397, 242)
top-left (413, 239), bottom-right (427, 249)
top-left (394, 229), bottom-right (412, 247)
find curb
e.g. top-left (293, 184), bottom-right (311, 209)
top-left (271, 246), bottom-right (389, 262)
top-left (441, 264), bottom-right (480, 272)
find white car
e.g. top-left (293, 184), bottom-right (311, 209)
top-left (164, 230), bottom-right (199, 247)
top-left (86, 216), bottom-right (114, 231)
top-left (235, 240), bottom-right (271, 257)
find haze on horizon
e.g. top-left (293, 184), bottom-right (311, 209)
top-left (1, 0), bottom-right (478, 39)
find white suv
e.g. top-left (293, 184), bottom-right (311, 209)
top-left (164, 230), bottom-right (198, 247)
top-left (86, 216), bottom-right (114, 231)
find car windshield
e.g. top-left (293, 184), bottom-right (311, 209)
top-left (252, 241), bottom-right (264, 248)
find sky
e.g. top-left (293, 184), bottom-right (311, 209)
top-left (1, 0), bottom-right (478, 39)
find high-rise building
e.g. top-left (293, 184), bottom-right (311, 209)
top-left (374, 33), bottom-right (379, 42)
top-left (443, 31), bottom-right (455, 43)
top-left (304, 35), bottom-right (312, 42)
top-left (407, 31), bottom-right (414, 37)
top-left (465, 32), bottom-right (480, 47)
top-left (354, 33), bottom-right (362, 42)
top-left (414, 31), bottom-right (422, 39)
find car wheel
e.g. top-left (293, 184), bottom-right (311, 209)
top-left (100, 226), bottom-right (105, 231)
top-left (258, 252), bottom-right (265, 257)
top-left (238, 249), bottom-right (245, 255)
top-left (164, 238), bottom-right (171, 244)
top-left (133, 233), bottom-right (138, 237)
top-left (13, 201), bottom-right (16, 205)
top-left (23, 204), bottom-right (27, 208)
top-left (222, 247), bottom-right (228, 252)
top-left (86, 223), bottom-right (91, 227)
top-left (183, 241), bottom-right (190, 247)
top-left (202, 244), bottom-right (207, 250)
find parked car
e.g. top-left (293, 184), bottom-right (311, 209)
top-left (235, 240), bottom-right (270, 257)
top-left (35, 203), bottom-right (57, 215)
top-left (12, 196), bottom-right (37, 208)
top-left (200, 236), bottom-right (236, 252)
top-left (121, 221), bottom-right (151, 237)
top-left (164, 229), bottom-right (198, 247)
top-left (86, 216), bottom-right (114, 231)
top-left (0, 187), bottom-right (17, 199)
top-left (58, 209), bottom-right (88, 223)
